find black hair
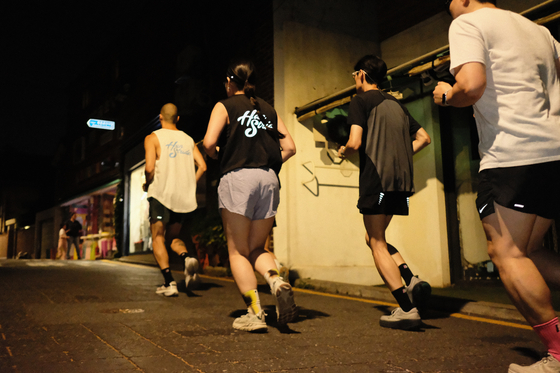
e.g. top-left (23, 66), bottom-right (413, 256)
top-left (354, 55), bottom-right (387, 86)
top-left (226, 59), bottom-right (285, 139)
top-left (226, 59), bottom-right (260, 114)
top-left (478, 0), bottom-right (496, 4)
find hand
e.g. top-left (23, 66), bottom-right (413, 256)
top-left (337, 146), bottom-right (346, 159)
top-left (433, 81), bottom-right (452, 106)
top-left (142, 183), bottom-right (148, 192)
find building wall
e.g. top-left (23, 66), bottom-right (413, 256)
top-left (273, 1), bottom-right (450, 287)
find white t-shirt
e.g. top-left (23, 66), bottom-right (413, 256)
top-left (59, 228), bottom-right (66, 239)
top-left (449, 8), bottom-right (560, 171)
top-left (147, 129), bottom-right (198, 213)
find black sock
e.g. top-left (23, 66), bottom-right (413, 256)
top-left (399, 264), bottom-right (414, 286)
top-left (392, 287), bottom-right (414, 312)
top-left (161, 268), bottom-right (174, 286)
top-left (179, 252), bottom-right (188, 259)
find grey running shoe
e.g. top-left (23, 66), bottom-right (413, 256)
top-left (379, 307), bottom-right (421, 330)
top-left (156, 281), bottom-right (178, 297)
top-left (272, 279), bottom-right (298, 324)
top-left (509, 354), bottom-right (560, 373)
top-left (406, 275), bottom-right (431, 310)
top-left (232, 310), bottom-right (267, 332)
top-left (184, 257), bottom-right (201, 290)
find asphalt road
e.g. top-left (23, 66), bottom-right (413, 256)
top-left (0, 259), bottom-right (548, 372)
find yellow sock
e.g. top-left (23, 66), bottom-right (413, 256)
top-left (242, 289), bottom-right (262, 315)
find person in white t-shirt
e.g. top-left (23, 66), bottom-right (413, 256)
top-left (143, 103), bottom-right (207, 297)
top-left (434, 1), bottom-right (560, 371)
top-left (56, 223), bottom-right (68, 260)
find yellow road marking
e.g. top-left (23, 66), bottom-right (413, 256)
top-left (103, 260), bottom-right (532, 330)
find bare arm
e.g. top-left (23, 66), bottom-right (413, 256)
top-left (192, 145), bottom-right (207, 183)
top-left (433, 62), bottom-right (486, 107)
top-left (143, 134), bottom-right (157, 191)
top-left (203, 103), bottom-right (228, 159)
top-left (412, 127), bottom-right (431, 154)
top-left (338, 124), bottom-right (362, 158)
top-left (277, 115), bottom-right (296, 162)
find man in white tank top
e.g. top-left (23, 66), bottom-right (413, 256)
top-left (144, 103), bottom-right (207, 296)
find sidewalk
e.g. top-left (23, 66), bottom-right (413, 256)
top-left (117, 253), bottom-right (560, 324)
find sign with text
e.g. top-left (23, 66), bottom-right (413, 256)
top-left (87, 119), bottom-right (115, 130)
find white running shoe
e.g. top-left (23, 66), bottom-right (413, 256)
top-left (272, 278), bottom-right (298, 324)
top-left (232, 310), bottom-right (267, 332)
top-left (379, 307), bottom-right (421, 330)
top-left (156, 281), bottom-right (178, 297)
top-left (509, 354), bottom-right (560, 372)
top-left (184, 257), bottom-right (201, 290)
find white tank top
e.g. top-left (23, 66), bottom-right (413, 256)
top-left (147, 129), bottom-right (197, 213)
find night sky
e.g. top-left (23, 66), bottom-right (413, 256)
top-left (4, 1), bottom-right (168, 157)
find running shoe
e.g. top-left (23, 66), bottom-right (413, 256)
top-left (272, 278), bottom-right (298, 324)
top-left (156, 281), bottom-right (178, 297)
top-left (232, 310), bottom-right (267, 332)
top-left (184, 257), bottom-right (201, 290)
top-left (379, 307), bottom-right (421, 330)
top-left (406, 275), bottom-right (431, 310)
top-left (509, 354), bottom-right (560, 372)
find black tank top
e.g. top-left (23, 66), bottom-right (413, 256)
top-left (218, 95), bottom-right (282, 177)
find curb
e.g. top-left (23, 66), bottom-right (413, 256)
top-left (294, 278), bottom-right (529, 323)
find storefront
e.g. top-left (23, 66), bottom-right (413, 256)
top-left (59, 181), bottom-right (120, 260)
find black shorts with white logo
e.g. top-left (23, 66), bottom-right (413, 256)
top-left (148, 197), bottom-right (188, 225)
top-left (476, 160), bottom-right (560, 220)
top-left (359, 192), bottom-right (410, 216)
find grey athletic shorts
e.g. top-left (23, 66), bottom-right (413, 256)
top-left (218, 167), bottom-right (280, 220)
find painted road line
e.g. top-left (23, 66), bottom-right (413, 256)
top-left (103, 260), bottom-right (531, 330)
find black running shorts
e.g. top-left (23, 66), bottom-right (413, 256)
top-left (148, 197), bottom-right (188, 225)
top-left (476, 160), bottom-right (560, 220)
top-left (359, 192), bottom-right (410, 216)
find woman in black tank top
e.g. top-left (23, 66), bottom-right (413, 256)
top-left (203, 60), bottom-right (297, 331)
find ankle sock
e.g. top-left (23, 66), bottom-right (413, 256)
top-left (534, 317), bottom-right (560, 361)
top-left (242, 289), bottom-right (262, 315)
top-left (264, 268), bottom-right (280, 289)
top-left (161, 268), bottom-right (174, 286)
top-left (399, 264), bottom-right (414, 286)
top-left (392, 287), bottom-right (414, 312)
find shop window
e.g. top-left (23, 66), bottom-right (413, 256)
top-left (128, 165), bottom-right (151, 254)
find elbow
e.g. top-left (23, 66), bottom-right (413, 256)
top-left (199, 163), bottom-right (207, 173)
top-left (424, 135), bottom-right (432, 146)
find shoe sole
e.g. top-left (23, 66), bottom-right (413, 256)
top-left (184, 260), bottom-right (201, 290)
top-left (232, 322), bottom-right (268, 332)
top-left (156, 290), bottom-right (178, 297)
top-left (275, 283), bottom-right (298, 324)
top-left (379, 318), bottom-right (421, 330)
top-left (411, 282), bottom-right (431, 310)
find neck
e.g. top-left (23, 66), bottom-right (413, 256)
top-left (161, 122), bottom-right (178, 130)
top-left (359, 83), bottom-right (378, 93)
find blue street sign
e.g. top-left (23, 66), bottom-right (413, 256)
top-left (87, 119), bottom-right (115, 130)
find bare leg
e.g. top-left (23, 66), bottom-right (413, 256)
top-left (363, 214), bottom-right (403, 291)
top-left (483, 203), bottom-right (555, 326)
top-left (151, 221), bottom-right (169, 269)
top-left (221, 209), bottom-right (276, 294)
top-left (165, 222), bottom-right (188, 256)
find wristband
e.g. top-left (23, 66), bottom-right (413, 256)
top-left (442, 89), bottom-right (451, 106)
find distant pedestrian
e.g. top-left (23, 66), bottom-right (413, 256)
top-left (56, 223), bottom-right (68, 260)
top-left (66, 213), bottom-right (82, 260)
top-left (434, 1), bottom-right (560, 371)
top-left (203, 59), bottom-right (297, 332)
top-left (338, 55), bottom-right (432, 330)
top-left (144, 103), bottom-right (207, 296)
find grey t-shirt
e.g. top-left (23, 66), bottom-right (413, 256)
top-left (347, 90), bottom-right (421, 209)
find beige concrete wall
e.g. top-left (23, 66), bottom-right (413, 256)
top-left (273, 5), bottom-right (451, 287)
top-left (381, 0), bottom-right (547, 69)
